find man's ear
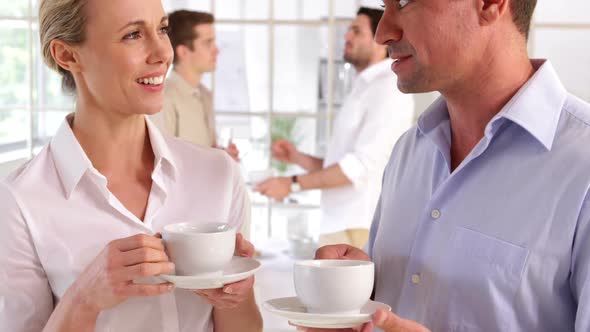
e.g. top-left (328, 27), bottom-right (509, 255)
top-left (175, 44), bottom-right (189, 61)
top-left (50, 39), bottom-right (82, 73)
top-left (479, 0), bottom-right (510, 26)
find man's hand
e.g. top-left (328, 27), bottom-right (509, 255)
top-left (291, 309), bottom-right (430, 332)
top-left (370, 309), bottom-right (431, 332)
top-left (192, 233), bottom-right (256, 309)
top-left (315, 244), bottom-right (370, 261)
top-left (291, 245), bottom-right (369, 331)
top-left (272, 139), bottom-right (299, 164)
top-left (288, 322), bottom-right (373, 332)
top-left (294, 247), bottom-right (431, 332)
top-left (193, 275), bottom-right (255, 309)
top-left (222, 142), bottom-right (240, 162)
top-left (254, 176), bottom-right (292, 200)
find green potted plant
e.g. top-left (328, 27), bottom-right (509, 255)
top-left (270, 116), bottom-right (300, 174)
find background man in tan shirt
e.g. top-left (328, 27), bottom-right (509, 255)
top-left (151, 10), bottom-right (239, 160)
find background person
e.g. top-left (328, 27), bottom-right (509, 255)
top-left (256, 7), bottom-right (415, 249)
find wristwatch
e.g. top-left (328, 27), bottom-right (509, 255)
top-left (290, 175), bottom-right (301, 192)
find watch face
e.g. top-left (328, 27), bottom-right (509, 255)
top-left (291, 182), bottom-right (301, 193)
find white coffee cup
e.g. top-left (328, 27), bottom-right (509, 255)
top-left (162, 222), bottom-right (236, 276)
top-left (293, 259), bottom-right (374, 314)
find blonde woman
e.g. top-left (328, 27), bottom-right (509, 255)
top-left (0, 0), bottom-right (262, 331)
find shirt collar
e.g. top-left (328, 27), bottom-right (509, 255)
top-left (418, 59), bottom-right (567, 151)
top-left (50, 114), bottom-right (178, 199)
top-left (494, 59), bottom-right (566, 150)
top-left (145, 115), bottom-right (178, 180)
top-left (357, 59), bottom-right (394, 84)
top-left (50, 114), bottom-right (94, 199)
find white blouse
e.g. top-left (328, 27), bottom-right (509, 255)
top-left (0, 115), bottom-right (250, 332)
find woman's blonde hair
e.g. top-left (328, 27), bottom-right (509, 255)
top-left (39, 0), bottom-right (88, 93)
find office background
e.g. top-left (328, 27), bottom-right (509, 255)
top-left (0, 0), bottom-right (589, 245)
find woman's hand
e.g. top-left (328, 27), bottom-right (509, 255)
top-left (193, 233), bottom-right (256, 309)
top-left (65, 233), bottom-right (175, 314)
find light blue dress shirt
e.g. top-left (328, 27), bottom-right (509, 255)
top-left (368, 60), bottom-right (590, 331)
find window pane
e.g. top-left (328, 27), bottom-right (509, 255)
top-left (275, 0), bottom-right (328, 20)
top-left (162, 0), bottom-right (211, 12)
top-left (318, 23), bottom-right (355, 125)
top-left (249, 205), bottom-right (269, 246)
top-left (35, 64), bottom-right (75, 109)
top-left (273, 25), bottom-right (328, 113)
top-left (214, 24), bottom-right (269, 113)
top-left (0, 110), bottom-right (28, 149)
top-left (534, 0), bottom-right (590, 24)
top-left (216, 0), bottom-right (269, 20)
top-left (32, 24), bottom-right (75, 110)
top-left (275, 0), bottom-right (357, 20)
top-left (34, 0), bottom-right (213, 17)
top-left (215, 114), bottom-right (271, 207)
top-left (269, 206), bottom-right (320, 257)
top-left (33, 111), bottom-right (67, 150)
top-left (334, 0), bottom-right (357, 18)
top-left (0, 21), bottom-right (30, 108)
top-left (32, 0), bottom-right (39, 16)
top-left (0, 2), bottom-right (30, 17)
top-left (532, 28), bottom-right (590, 102)
top-left (215, 114), bottom-right (270, 172)
top-left (270, 116), bottom-right (323, 177)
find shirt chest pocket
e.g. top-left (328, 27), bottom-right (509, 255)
top-left (434, 227), bottom-right (529, 331)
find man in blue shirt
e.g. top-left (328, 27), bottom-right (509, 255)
top-left (303, 0), bottom-right (590, 331)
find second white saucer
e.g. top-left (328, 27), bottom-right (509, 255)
top-left (159, 256), bottom-right (261, 290)
top-left (263, 297), bottom-right (391, 328)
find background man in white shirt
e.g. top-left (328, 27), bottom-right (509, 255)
top-left (255, 7), bottom-right (415, 249)
top-left (151, 10), bottom-right (239, 160)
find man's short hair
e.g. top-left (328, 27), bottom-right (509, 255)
top-left (168, 10), bottom-right (214, 64)
top-left (511, 0), bottom-right (537, 39)
top-left (357, 7), bottom-right (384, 37)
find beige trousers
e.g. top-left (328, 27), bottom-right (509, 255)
top-left (318, 228), bottom-right (370, 249)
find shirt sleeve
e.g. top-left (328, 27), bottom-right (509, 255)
top-left (0, 183), bottom-right (54, 332)
top-left (338, 83), bottom-right (414, 188)
top-left (366, 193), bottom-right (382, 258)
top-left (571, 193), bottom-right (590, 331)
top-left (228, 161), bottom-right (251, 241)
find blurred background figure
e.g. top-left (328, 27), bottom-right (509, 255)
top-left (150, 10), bottom-right (239, 160)
top-left (255, 7), bottom-right (415, 249)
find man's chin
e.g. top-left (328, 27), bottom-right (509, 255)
top-left (343, 54), bottom-right (355, 66)
top-left (397, 79), bottom-right (432, 94)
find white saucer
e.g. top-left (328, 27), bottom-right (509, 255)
top-left (263, 297), bottom-right (391, 329)
top-left (159, 256), bottom-right (261, 290)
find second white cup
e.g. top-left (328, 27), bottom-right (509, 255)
top-left (293, 259), bottom-right (374, 314)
